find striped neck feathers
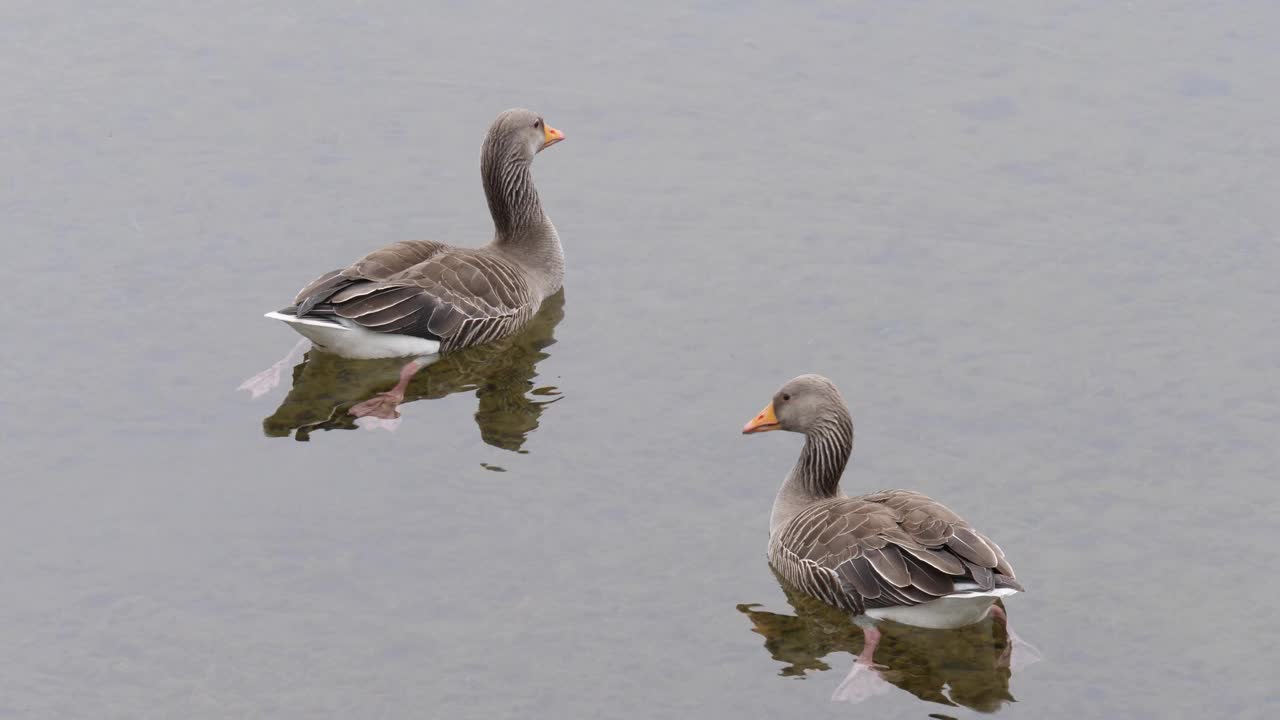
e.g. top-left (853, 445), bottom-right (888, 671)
top-left (792, 411), bottom-right (855, 498)
top-left (481, 145), bottom-right (563, 295)
top-left (482, 147), bottom-right (548, 239)
top-left (770, 412), bottom-right (854, 535)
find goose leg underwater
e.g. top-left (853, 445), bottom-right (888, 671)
top-left (347, 357), bottom-right (429, 420)
top-left (830, 619), bottom-right (892, 703)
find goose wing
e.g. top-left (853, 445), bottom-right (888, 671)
top-left (286, 241), bottom-right (537, 352)
top-left (774, 490), bottom-right (1020, 611)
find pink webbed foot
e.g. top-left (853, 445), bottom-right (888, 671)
top-left (349, 391), bottom-right (406, 420)
top-left (348, 359), bottom-right (424, 421)
top-left (831, 624), bottom-right (892, 704)
top-left (831, 661), bottom-right (892, 703)
top-left (238, 339), bottom-right (308, 398)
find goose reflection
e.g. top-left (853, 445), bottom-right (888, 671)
top-left (258, 290), bottom-right (566, 449)
top-left (737, 571), bottom-right (1039, 711)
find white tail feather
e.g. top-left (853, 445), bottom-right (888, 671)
top-left (263, 311), bottom-right (351, 330)
top-left (264, 310), bottom-right (441, 359)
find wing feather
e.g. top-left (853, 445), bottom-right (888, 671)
top-left (902, 545), bottom-right (966, 576)
top-left (946, 525), bottom-right (1000, 568)
top-left (863, 546), bottom-right (910, 588)
top-left (281, 241), bottom-right (538, 352)
top-left (769, 489), bottom-right (1021, 614)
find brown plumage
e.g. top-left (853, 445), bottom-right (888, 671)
top-left (770, 490), bottom-right (1020, 614)
top-left (289, 241), bottom-right (539, 353)
top-left (743, 375), bottom-right (1022, 621)
top-left (269, 109), bottom-right (566, 358)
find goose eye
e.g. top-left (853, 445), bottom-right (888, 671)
top-left (781, 393), bottom-right (791, 402)
top-left (534, 119), bottom-right (543, 129)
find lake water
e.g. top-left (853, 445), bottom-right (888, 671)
top-left (4, 2), bottom-right (1278, 718)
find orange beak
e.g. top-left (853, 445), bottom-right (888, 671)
top-left (742, 401), bottom-right (780, 434)
top-left (543, 123), bottom-right (564, 149)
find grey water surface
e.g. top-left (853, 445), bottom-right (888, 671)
top-left (3, 2), bottom-right (1278, 718)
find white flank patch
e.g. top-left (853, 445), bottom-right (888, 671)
top-left (947, 586), bottom-right (1020, 599)
top-left (264, 311), bottom-right (351, 329)
top-left (264, 311), bottom-right (441, 359)
top-left (865, 586), bottom-right (1020, 629)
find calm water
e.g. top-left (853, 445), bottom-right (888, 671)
top-left (4, 2), bottom-right (1279, 718)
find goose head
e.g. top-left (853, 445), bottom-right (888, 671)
top-left (742, 374), bottom-right (847, 435)
top-left (486, 108), bottom-right (564, 163)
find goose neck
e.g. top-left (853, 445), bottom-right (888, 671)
top-left (769, 412), bottom-right (854, 533)
top-left (482, 153), bottom-right (546, 236)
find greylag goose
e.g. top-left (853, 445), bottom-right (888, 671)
top-left (742, 375), bottom-right (1025, 689)
top-left (262, 108), bottom-right (565, 417)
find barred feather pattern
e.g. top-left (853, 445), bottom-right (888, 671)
top-left (764, 386), bottom-right (1020, 615)
top-left (793, 414), bottom-right (854, 498)
top-left (483, 150), bottom-right (543, 235)
top-left (769, 490), bottom-right (1020, 614)
top-left (277, 109), bottom-right (563, 356)
top-left (289, 241), bottom-right (543, 354)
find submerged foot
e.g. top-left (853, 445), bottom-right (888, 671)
top-left (238, 339), bottom-right (309, 398)
top-left (1002, 624), bottom-right (1044, 671)
top-left (831, 659), bottom-right (891, 704)
top-left (348, 359), bottom-right (424, 421)
top-left (349, 391), bottom-right (405, 420)
top-left (831, 622), bottom-right (890, 703)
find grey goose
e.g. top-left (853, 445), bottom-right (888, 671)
top-left (258, 108), bottom-right (565, 418)
top-left (742, 375), bottom-right (1025, 686)
top-left (266, 108), bottom-right (566, 361)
